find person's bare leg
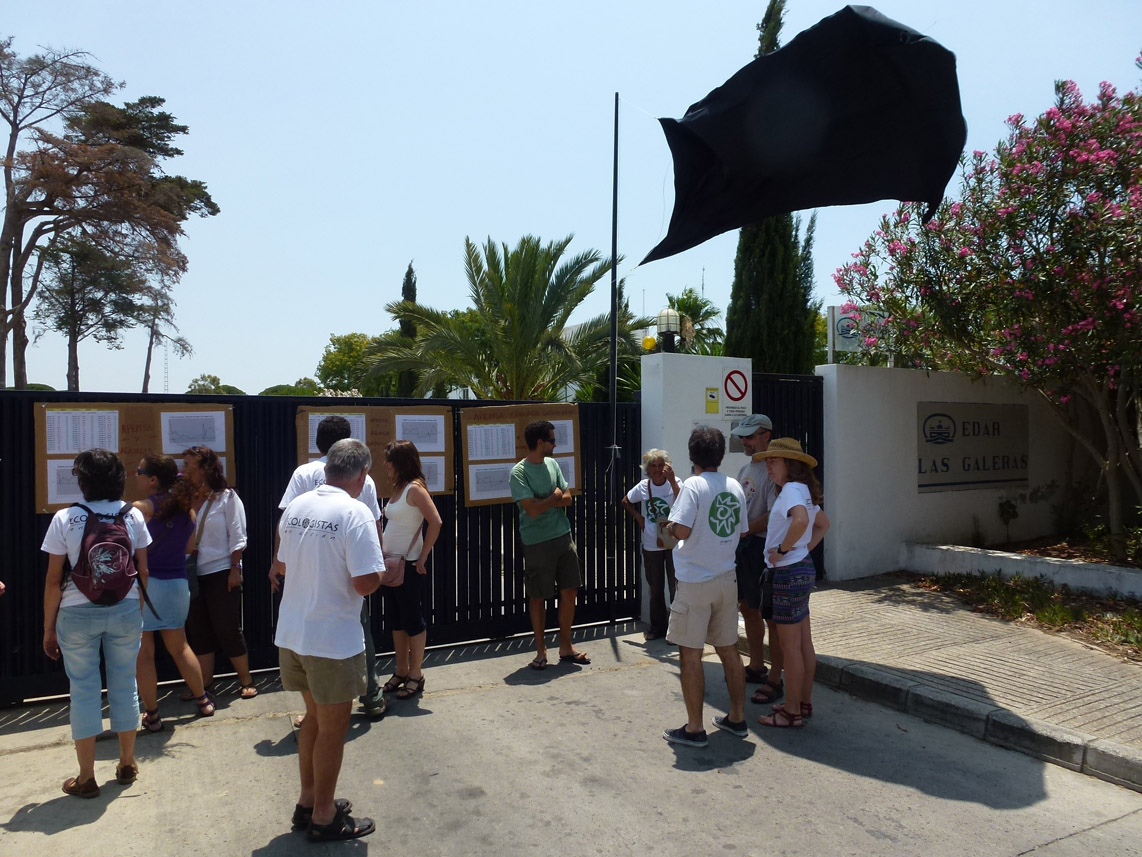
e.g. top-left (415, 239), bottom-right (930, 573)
top-left (713, 643), bottom-right (746, 722)
top-left (309, 698), bottom-right (354, 826)
top-left (116, 728), bottom-right (137, 772)
top-left (678, 645), bottom-right (706, 733)
top-left (557, 587), bottom-right (581, 657)
top-left (407, 631), bottom-right (426, 680)
top-left (160, 628), bottom-right (206, 697)
top-left (766, 619), bottom-right (783, 683)
top-left (296, 691), bottom-right (319, 809)
top-left (778, 623), bottom-right (803, 713)
top-left (529, 596), bottom-right (548, 660)
top-left (136, 632), bottom-right (159, 712)
top-left (739, 604), bottom-right (766, 672)
top-left (392, 630), bottom-right (410, 676)
top-left (230, 652), bottom-right (253, 687)
top-left (73, 736), bottom-right (97, 782)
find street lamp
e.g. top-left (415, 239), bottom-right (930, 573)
top-left (656, 306), bottom-right (681, 353)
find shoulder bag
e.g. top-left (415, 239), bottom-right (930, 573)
top-left (185, 495), bottom-right (214, 599)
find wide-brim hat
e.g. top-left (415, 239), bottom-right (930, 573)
top-left (752, 437), bottom-right (817, 468)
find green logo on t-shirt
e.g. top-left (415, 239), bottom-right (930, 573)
top-left (708, 492), bottom-right (741, 537)
top-left (647, 497), bottom-right (670, 521)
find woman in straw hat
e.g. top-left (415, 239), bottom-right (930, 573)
top-left (751, 438), bottom-right (829, 728)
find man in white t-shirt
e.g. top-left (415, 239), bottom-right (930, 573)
top-left (661, 426), bottom-right (749, 748)
top-left (269, 415), bottom-right (386, 719)
top-left (276, 439), bottom-right (383, 842)
top-left (729, 413), bottom-right (778, 687)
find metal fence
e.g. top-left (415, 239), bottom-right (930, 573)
top-left (0, 391), bottom-right (642, 704)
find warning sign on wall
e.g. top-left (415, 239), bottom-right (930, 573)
top-left (722, 369), bottom-right (750, 418)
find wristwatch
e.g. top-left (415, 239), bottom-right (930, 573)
top-left (776, 546), bottom-right (789, 555)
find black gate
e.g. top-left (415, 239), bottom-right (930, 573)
top-left (0, 391), bottom-right (642, 704)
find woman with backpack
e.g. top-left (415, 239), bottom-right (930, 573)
top-left (620, 448), bottom-right (681, 640)
top-left (42, 448), bottom-right (152, 798)
top-left (181, 445), bottom-right (256, 698)
top-left (133, 455), bottom-right (215, 730)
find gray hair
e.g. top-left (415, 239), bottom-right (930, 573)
top-left (325, 438), bottom-right (372, 482)
top-left (641, 448), bottom-right (671, 469)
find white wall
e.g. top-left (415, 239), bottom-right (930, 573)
top-left (820, 365), bottom-right (1074, 580)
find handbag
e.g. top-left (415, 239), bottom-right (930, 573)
top-left (186, 495), bottom-right (214, 599)
top-left (380, 528), bottom-right (421, 588)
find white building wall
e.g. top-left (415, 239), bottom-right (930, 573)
top-left (819, 364), bottom-right (1074, 580)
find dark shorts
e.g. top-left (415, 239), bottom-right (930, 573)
top-left (735, 536), bottom-right (766, 609)
top-left (522, 532), bottom-right (582, 599)
top-left (771, 558), bottom-right (816, 624)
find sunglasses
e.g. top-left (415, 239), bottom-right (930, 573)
top-left (137, 468), bottom-right (153, 476)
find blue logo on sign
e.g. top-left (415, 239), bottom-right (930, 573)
top-left (922, 413), bottom-right (956, 445)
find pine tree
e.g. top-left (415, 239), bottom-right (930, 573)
top-left (723, 0), bottom-right (820, 374)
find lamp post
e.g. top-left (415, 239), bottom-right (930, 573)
top-left (656, 306), bottom-right (681, 353)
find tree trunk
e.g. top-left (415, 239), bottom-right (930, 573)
top-left (141, 317), bottom-right (157, 393)
top-left (12, 314), bottom-right (28, 388)
top-left (67, 332), bottom-right (80, 392)
top-left (1105, 452), bottom-right (1127, 563)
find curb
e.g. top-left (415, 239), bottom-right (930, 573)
top-left (740, 638), bottom-right (1142, 793)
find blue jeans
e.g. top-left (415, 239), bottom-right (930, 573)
top-left (56, 600), bottom-right (143, 740)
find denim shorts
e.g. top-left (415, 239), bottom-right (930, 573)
top-left (56, 600), bottom-right (142, 740)
top-left (141, 576), bottom-right (191, 632)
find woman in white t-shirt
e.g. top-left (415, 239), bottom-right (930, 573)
top-left (621, 448), bottom-right (680, 640)
top-left (379, 440), bottom-right (442, 701)
top-left (753, 439), bottom-right (829, 729)
top-left (181, 446), bottom-right (256, 699)
top-left (41, 449), bottom-right (152, 798)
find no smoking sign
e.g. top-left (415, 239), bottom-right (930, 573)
top-left (722, 369), bottom-right (749, 417)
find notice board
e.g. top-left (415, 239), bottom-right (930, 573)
top-left (459, 403), bottom-right (581, 507)
top-left (294, 405), bottom-right (454, 496)
top-left (34, 402), bottom-right (235, 513)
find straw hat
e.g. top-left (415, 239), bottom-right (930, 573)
top-left (752, 437), bottom-right (817, 468)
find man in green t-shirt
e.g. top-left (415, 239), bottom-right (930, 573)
top-left (509, 420), bottom-right (590, 671)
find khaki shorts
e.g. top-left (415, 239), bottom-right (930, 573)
top-left (279, 647), bottom-right (366, 705)
top-left (522, 532), bottom-right (582, 599)
top-left (666, 572), bottom-right (740, 649)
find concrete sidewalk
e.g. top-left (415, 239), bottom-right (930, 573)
top-left (784, 574), bottom-right (1142, 791)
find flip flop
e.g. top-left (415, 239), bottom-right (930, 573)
top-left (558, 651), bottom-right (590, 665)
top-left (529, 656), bottom-right (548, 670)
top-left (239, 684), bottom-right (259, 699)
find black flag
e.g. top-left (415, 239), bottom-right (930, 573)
top-left (642, 5), bottom-right (967, 264)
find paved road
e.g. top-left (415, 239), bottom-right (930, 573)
top-left (1, 624), bottom-right (1140, 857)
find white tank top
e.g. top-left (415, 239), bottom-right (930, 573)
top-left (383, 483), bottom-right (425, 561)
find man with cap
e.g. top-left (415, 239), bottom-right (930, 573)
top-left (730, 413), bottom-right (779, 696)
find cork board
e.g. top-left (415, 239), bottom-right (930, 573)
top-left (34, 402), bottom-right (235, 513)
top-left (294, 405), bottom-right (454, 496)
top-left (459, 403), bottom-right (581, 507)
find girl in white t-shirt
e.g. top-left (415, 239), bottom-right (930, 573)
top-left (621, 448), bottom-right (681, 640)
top-left (753, 439), bottom-right (829, 729)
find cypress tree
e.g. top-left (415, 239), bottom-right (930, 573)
top-left (396, 261), bottom-right (418, 397)
top-left (724, 0), bottom-right (820, 374)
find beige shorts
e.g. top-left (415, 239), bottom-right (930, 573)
top-left (666, 572), bottom-right (740, 649)
top-left (279, 647), bottom-right (366, 705)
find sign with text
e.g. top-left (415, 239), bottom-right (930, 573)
top-left (917, 402), bottom-right (1029, 493)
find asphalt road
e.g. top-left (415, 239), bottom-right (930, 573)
top-left (1, 626), bottom-right (1139, 856)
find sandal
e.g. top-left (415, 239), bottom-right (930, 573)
top-left (239, 684), bottom-right (259, 700)
top-left (529, 656), bottom-right (548, 671)
top-left (291, 798), bottom-right (352, 830)
top-left (180, 682), bottom-right (213, 702)
top-left (774, 701), bottom-right (813, 718)
top-left (307, 805), bottom-right (376, 842)
top-left (558, 651), bottom-right (590, 665)
top-left (142, 709), bottom-right (164, 733)
top-left (382, 674), bottom-right (408, 693)
top-left (759, 708), bottom-right (803, 728)
top-left (744, 664), bottom-right (769, 683)
top-left (62, 776), bottom-right (100, 799)
top-left (115, 763), bottom-right (138, 785)
top-left (751, 679), bottom-right (784, 705)
top-left (395, 676), bottom-right (424, 699)
top-left (195, 694), bottom-right (215, 717)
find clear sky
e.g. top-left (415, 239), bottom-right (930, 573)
top-left (5, 1), bottom-right (1140, 394)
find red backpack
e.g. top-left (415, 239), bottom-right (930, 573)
top-left (64, 503), bottom-right (156, 615)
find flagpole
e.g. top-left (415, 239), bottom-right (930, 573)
top-left (608, 91), bottom-right (620, 503)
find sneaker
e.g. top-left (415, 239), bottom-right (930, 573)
top-left (713, 715), bottom-right (748, 738)
top-left (662, 725), bottom-right (709, 747)
top-left (360, 692), bottom-right (387, 720)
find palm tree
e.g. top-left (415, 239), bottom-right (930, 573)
top-left (365, 235), bottom-right (615, 401)
top-left (667, 286), bottom-right (725, 355)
